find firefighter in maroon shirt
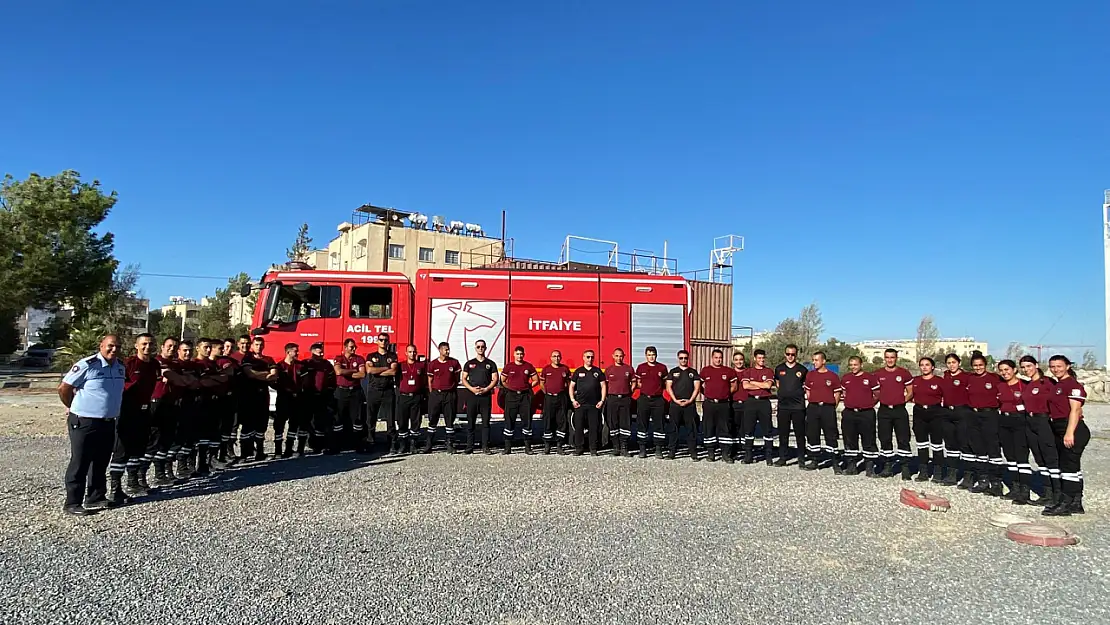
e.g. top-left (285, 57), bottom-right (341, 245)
top-left (332, 339), bottom-right (367, 450)
top-left (1043, 355), bottom-right (1089, 516)
top-left (273, 343), bottom-right (303, 458)
top-left (148, 337), bottom-right (186, 486)
top-left (938, 353), bottom-right (971, 487)
top-left (214, 339), bottom-right (239, 464)
top-left (1019, 355), bottom-right (1059, 504)
top-left (996, 359), bottom-right (1031, 504)
top-left (540, 350), bottom-right (571, 454)
top-left (192, 339), bottom-right (230, 476)
top-left (302, 342), bottom-right (338, 454)
top-left (837, 356), bottom-right (878, 475)
top-left (729, 352), bottom-right (748, 463)
top-left (699, 349), bottom-right (738, 463)
top-left (501, 346), bottom-right (539, 455)
top-left (167, 341), bottom-right (202, 479)
top-left (109, 333), bottom-right (160, 500)
top-left (605, 348), bottom-right (636, 457)
top-left (425, 342), bottom-right (462, 453)
top-left (802, 351), bottom-right (841, 472)
top-left (740, 349), bottom-right (774, 464)
top-left (240, 337), bottom-right (278, 462)
top-left (874, 349), bottom-right (914, 479)
top-left (634, 346), bottom-right (669, 459)
top-left (911, 357), bottom-right (946, 483)
top-left (965, 351), bottom-right (1004, 496)
top-left (397, 344), bottom-right (427, 455)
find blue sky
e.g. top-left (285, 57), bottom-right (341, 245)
top-left (3, 1), bottom-right (1107, 360)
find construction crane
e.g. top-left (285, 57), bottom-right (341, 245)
top-left (1026, 344), bottom-right (1093, 363)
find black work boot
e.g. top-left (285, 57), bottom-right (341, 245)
top-left (901, 462), bottom-right (914, 481)
top-left (253, 440), bottom-right (267, 461)
top-left (217, 442), bottom-right (229, 463)
top-left (930, 462), bottom-right (945, 483)
top-left (1011, 483), bottom-right (1031, 506)
top-left (137, 464), bottom-right (153, 491)
top-left (774, 445), bottom-right (788, 467)
top-left (192, 449), bottom-right (211, 478)
top-left (543, 440), bottom-right (552, 455)
top-left (573, 446), bottom-right (584, 456)
top-left (1003, 479), bottom-right (1018, 500)
top-left (844, 457), bottom-right (859, 475)
top-left (879, 460), bottom-right (895, 478)
top-left (742, 441), bottom-right (754, 464)
top-left (1067, 494), bottom-right (1085, 514)
top-left (832, 453), bottom-right (845, 475)
top-left (638, 441), bottom-right (647, 458)
top-left (666, 446), bottom-right (677, 460)
top-left (152, 461), bottom-right (173, 487)
top-left (556, 440), bottom-right (566, 455)
top-left (239, 439), bottom-right (254, 461)
top-left (524, 439), bottom-right (534, 455)
top-left (296, 438), bottom-right (307, 456)
top-left (464, 430), bottom-right (475, 455)
top-left (175, 456), bottom-right (192, 480)
top-left (864, 460), bottom-right (877, 478)
top-left (763, 442), bottom-right (774, 466)
top-left (940, 463), bottom-right (959, 486)
top-left (706, 445), bottom-right (717, 463)
top-left (274, 440), bottom-right (284, 458)
top-left (423, 432), bottom-right (434, 454)
top-left (723, 446), bottom-right (735, 464)
top-left (957, 470), bottom-right (975, 490)
top-left (655, 444), bottom-right (664, 460)
top-left (802, 456), bottom-right (818, 471)
top-left (1043, 492), bottom-right (1072, 517)
top-left (689, 443), bottom-right (700, 462)
top-left (619, 440), bottom-right (630, 458)
top-left (125, 468), bottom-right (148, 497)
top-left (987, 478), bottom-right (1004, 497)
top-left (969, 473), bottom-right (988, 494)
top-left (916, 463), bottom-right (931, 482)
top-left (480, 429), bottom-right (491, 455)
top-left (503, 439), bottom-right (512, 455)
top-left (108, 473), bottom-right (131, 506)
top-left (282, 440), bottom-right (295, 459)
top-left (446, 436), bottom-right (456, 454)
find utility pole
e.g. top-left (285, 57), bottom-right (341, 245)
top-left (381, 207), bottom-right (394, 272)
top-left (1104, 190), bottom-right (1110, 371)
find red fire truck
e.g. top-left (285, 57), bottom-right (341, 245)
top-left (248, 264), bottom-right (691, 372)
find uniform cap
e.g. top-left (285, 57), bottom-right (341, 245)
top-left (310, 342), bottom-right (324, 351)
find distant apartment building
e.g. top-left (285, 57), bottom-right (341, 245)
top-left (18, 292), bottom-right (149, 349)
top-left (852, 337), bottom-right (989, 363)
top-left (324, 206), bottom-right (503, 280)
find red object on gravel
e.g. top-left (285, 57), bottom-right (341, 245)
top-left (899, 488), bottom-right (951, 512)
top-left (1005, 523), bottom-right (1079, 547)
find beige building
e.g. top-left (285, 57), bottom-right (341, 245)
top-left (160, 297), bottom-right (208, 340)
top-left (324, 208), bottom-right (503, 279)
top-left (852, 337), bottom-right (989, 363)
top-left (228, 283), bottom-right (258, 328)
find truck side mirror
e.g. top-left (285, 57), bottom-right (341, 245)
top-left (250, 327), bottom-right (268, 336)
top-left (239, 284), bottom-right (252, 297)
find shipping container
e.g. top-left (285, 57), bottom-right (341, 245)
top-left (688, 280), bottom-right (733, 342)
top-left (689, 340), bottom-right (733, 370)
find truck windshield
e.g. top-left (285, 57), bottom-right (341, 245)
top-left (270, 284), bottom-right (340, 324)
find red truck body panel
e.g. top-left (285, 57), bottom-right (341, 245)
top-left (252, 267), bottom-right (691, 414)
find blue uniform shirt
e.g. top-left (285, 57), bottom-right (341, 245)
top-left (63, 353), bottom-right (126, 418)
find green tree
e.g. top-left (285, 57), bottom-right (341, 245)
top-left (798, 302), bottom-right (824, 355)
top-left (0, 171), bottom-right (117, 313)
top-left (197, 273), bottom-right (253, 340)
top-left (37, 315), bottom-right (70, 348)
top-left (915, 315), bottom-right (939, 361)
top-left (286, 223), bottom-right (313, 263)
top-left (153, 309), bottom-right (183, 341)
top-left (1081, 349), bottom-right (1098, 370)
top-left (81, 264), bottom-right (143, 344)
top-left (818, 337), bottom-right (863, 367)
top-left (1003, 342), bottom-right (1026, 362)
top-left (54, 321), bottom-right (106, 372)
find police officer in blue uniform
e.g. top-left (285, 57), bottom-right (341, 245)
top-left (58, 335), bottom-right (127, 516)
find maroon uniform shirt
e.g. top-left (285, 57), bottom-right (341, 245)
top-left (911, 375), bottom-right (943, 407)
top-left (275, 359), bottom-right (301, 396)
top-left (398, 360), bottom-right (427, 393)
top-left (966, 372), bottom-right (1001, 409)
top-left (635, 362), bottom-right (668, 397)
top-left (1048, 377), bottom-right (1087, 420)
top-left (731, 367), bottom-right (749, 401)
top-left (804, 369), bottom-right (841, 404)
top-left (741, 366), bottom-right (775, 399)
top-left (502, 360), bottom-right (538, 392)
top-left (427, 357), bottom-right (461, 391)
top-left (123, 356), bottom-right (160, 409)
top-left (699, 365), bottom-right (736, 400)
top-left (541, 364), bottom-right (571, 394)
top-left (998, 379), bottom-right (1024, 413)
top-left (240, 352), bottom-right (276, 396)
top-left (874, 366), bottom-right (912, 406)
top-left (1022, 378), bottom-right (1052, 414)
top-left (303, 356), bottom-right (337, 393)
top-left (840, 372), bottom-right (878, 410)
top-left (939, 370), bottom-right (970, 406)
top-left (605, 363), bottom-right (636, 395)
top-left (333, 353), bottom-right (366, 388)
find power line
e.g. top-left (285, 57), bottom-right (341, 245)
top-left (138, 272), bottom-right (233, 280)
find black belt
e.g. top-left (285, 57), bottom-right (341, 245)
top-left (945, 405), bottom-right (967, 411)
top-left (505, 388), bottom-right (532, 394)
top-left (810, 402), bottom-right (833, 406)
top-left (72, 414), bottom-right (116, 422)
top-left (431, 388), bottom-right (456, 393)
top-left (916, 404), bottom-right (935, 409)
top-left (971, 407), bottom-right (997, 412)
top-left (1001, 411), bottom-right (1022, 416)
top-left (609, 393), bottom-right (629, 399)
top-left (745, 397), bottom-right (771, 401)
top-left (704, 398), bottom-right (729, 403)
top-left (1029, 412), bottom-right (1050, 418)
top-left (399, 392), bottom-right (423, 397)
top-left (880, 404), bottom-right (905, 409)
top-left (844, 407), bottom-right (871, 412)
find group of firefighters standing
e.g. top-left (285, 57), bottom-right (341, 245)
top-left (71, 330), bottom-right (1090, 519)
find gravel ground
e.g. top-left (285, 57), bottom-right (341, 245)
top-left (0, 395), bottom-right (1107, 625)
